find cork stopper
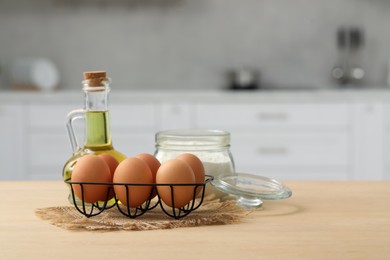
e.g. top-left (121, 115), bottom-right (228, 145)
top-left (83, 71), bottom-right (107, 87)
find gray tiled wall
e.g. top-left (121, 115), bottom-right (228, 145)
top-left (0, 0), bottom-right (389, 90)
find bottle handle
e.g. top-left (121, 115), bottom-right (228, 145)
top-left (66, 109), bottom-right (85, 154)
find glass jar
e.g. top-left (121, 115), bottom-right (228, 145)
top-left (154, 129), bottom-right (236, 199)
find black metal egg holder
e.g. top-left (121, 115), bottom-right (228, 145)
top-left (64, 175), bottom-right (213, 219)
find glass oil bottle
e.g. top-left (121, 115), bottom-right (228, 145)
top-left (63, 71), bottom-right (126, 205)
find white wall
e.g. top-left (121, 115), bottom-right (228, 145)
top-left (0, 0), bottom-right (390, 90)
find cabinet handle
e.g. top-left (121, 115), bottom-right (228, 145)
top-left (257, 112), bottom-right (288, 121)
top-left (257, 147), bottom-right (288, 155)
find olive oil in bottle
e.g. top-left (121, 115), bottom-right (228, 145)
top-left (63, 71), bottom-right (126, 205)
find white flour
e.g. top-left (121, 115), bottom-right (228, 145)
top-left (202, 161), bottom-right (235, 199)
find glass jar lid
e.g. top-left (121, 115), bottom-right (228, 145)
top-left (211, 173), bottom-right (292, 208)
top-left (156, 129), bottom-right (231, 149)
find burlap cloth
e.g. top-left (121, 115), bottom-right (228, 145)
top-left (35, 199), bottom-right (251, 231)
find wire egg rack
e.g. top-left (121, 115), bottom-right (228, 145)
top-left (64, 175), bottom-right (213, 219)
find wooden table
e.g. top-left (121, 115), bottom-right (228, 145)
top-left (1, 181), bottom-right (389, 259)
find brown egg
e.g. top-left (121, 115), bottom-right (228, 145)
top-left (156, 159), bottom-right (196, 208)
top-left (98, 153), bottom-right (119, 200)
top-left (135, 153), bottom-right (161, 199)
top-left (98, 153), bottom-right (119, 180)
top-left (113, 157), bottom-right (153, 208)
top-left (135, 153), bottom-right (160, 182)
top-left (176, 153), bottom-right (205, 195)
top-left (71, 154), bottom-right (111, 203)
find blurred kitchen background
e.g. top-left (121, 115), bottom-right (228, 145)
top-left (2, 0), bottom-right (390, 181)
top-left (1, 0), bottom-right (390, 90)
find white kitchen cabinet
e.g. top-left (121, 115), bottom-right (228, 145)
top-left (231, 133), bottom-right (350, 180)
top-left (195, 103), bottom-right (349, 131)
top-left (28, 132), bottom-right (70, 180)
top-left (352, 103), bottom-right (385, 180)
top-left (110, 104), bottom-right (156, 130)
top-left (26, 103), bottom-right (159, 179)
top-left (110, 103), bottom-right (158, 156)
top-left (0, 104), bottom-right (25, 180)
top-left (114, 132), bottom-right (156, 157)
top-left (382, 104), bottom-right (390, 180)
top-left (28, 104), bottom-right (78, 130)
top-left (195, 103), bottom-right (351, 179)
top-left (1, 90), bottom-right (389, 180)
top-left (27, 104), bottom-right (82, 180)
top-left (158, 102), bottom-right (193, 130)
top-left (231, 133), bottom-right (349, 165)
top-left (385, 131), bottom-right (390, 180)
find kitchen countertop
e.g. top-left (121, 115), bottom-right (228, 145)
top-left (0, 181), bottom-right (389, 259)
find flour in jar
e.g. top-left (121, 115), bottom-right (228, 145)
top-left (202, 161), bottom-right (235, 199)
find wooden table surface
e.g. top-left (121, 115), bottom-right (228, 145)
top-left (0, 181), bottom-right (389, 259)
